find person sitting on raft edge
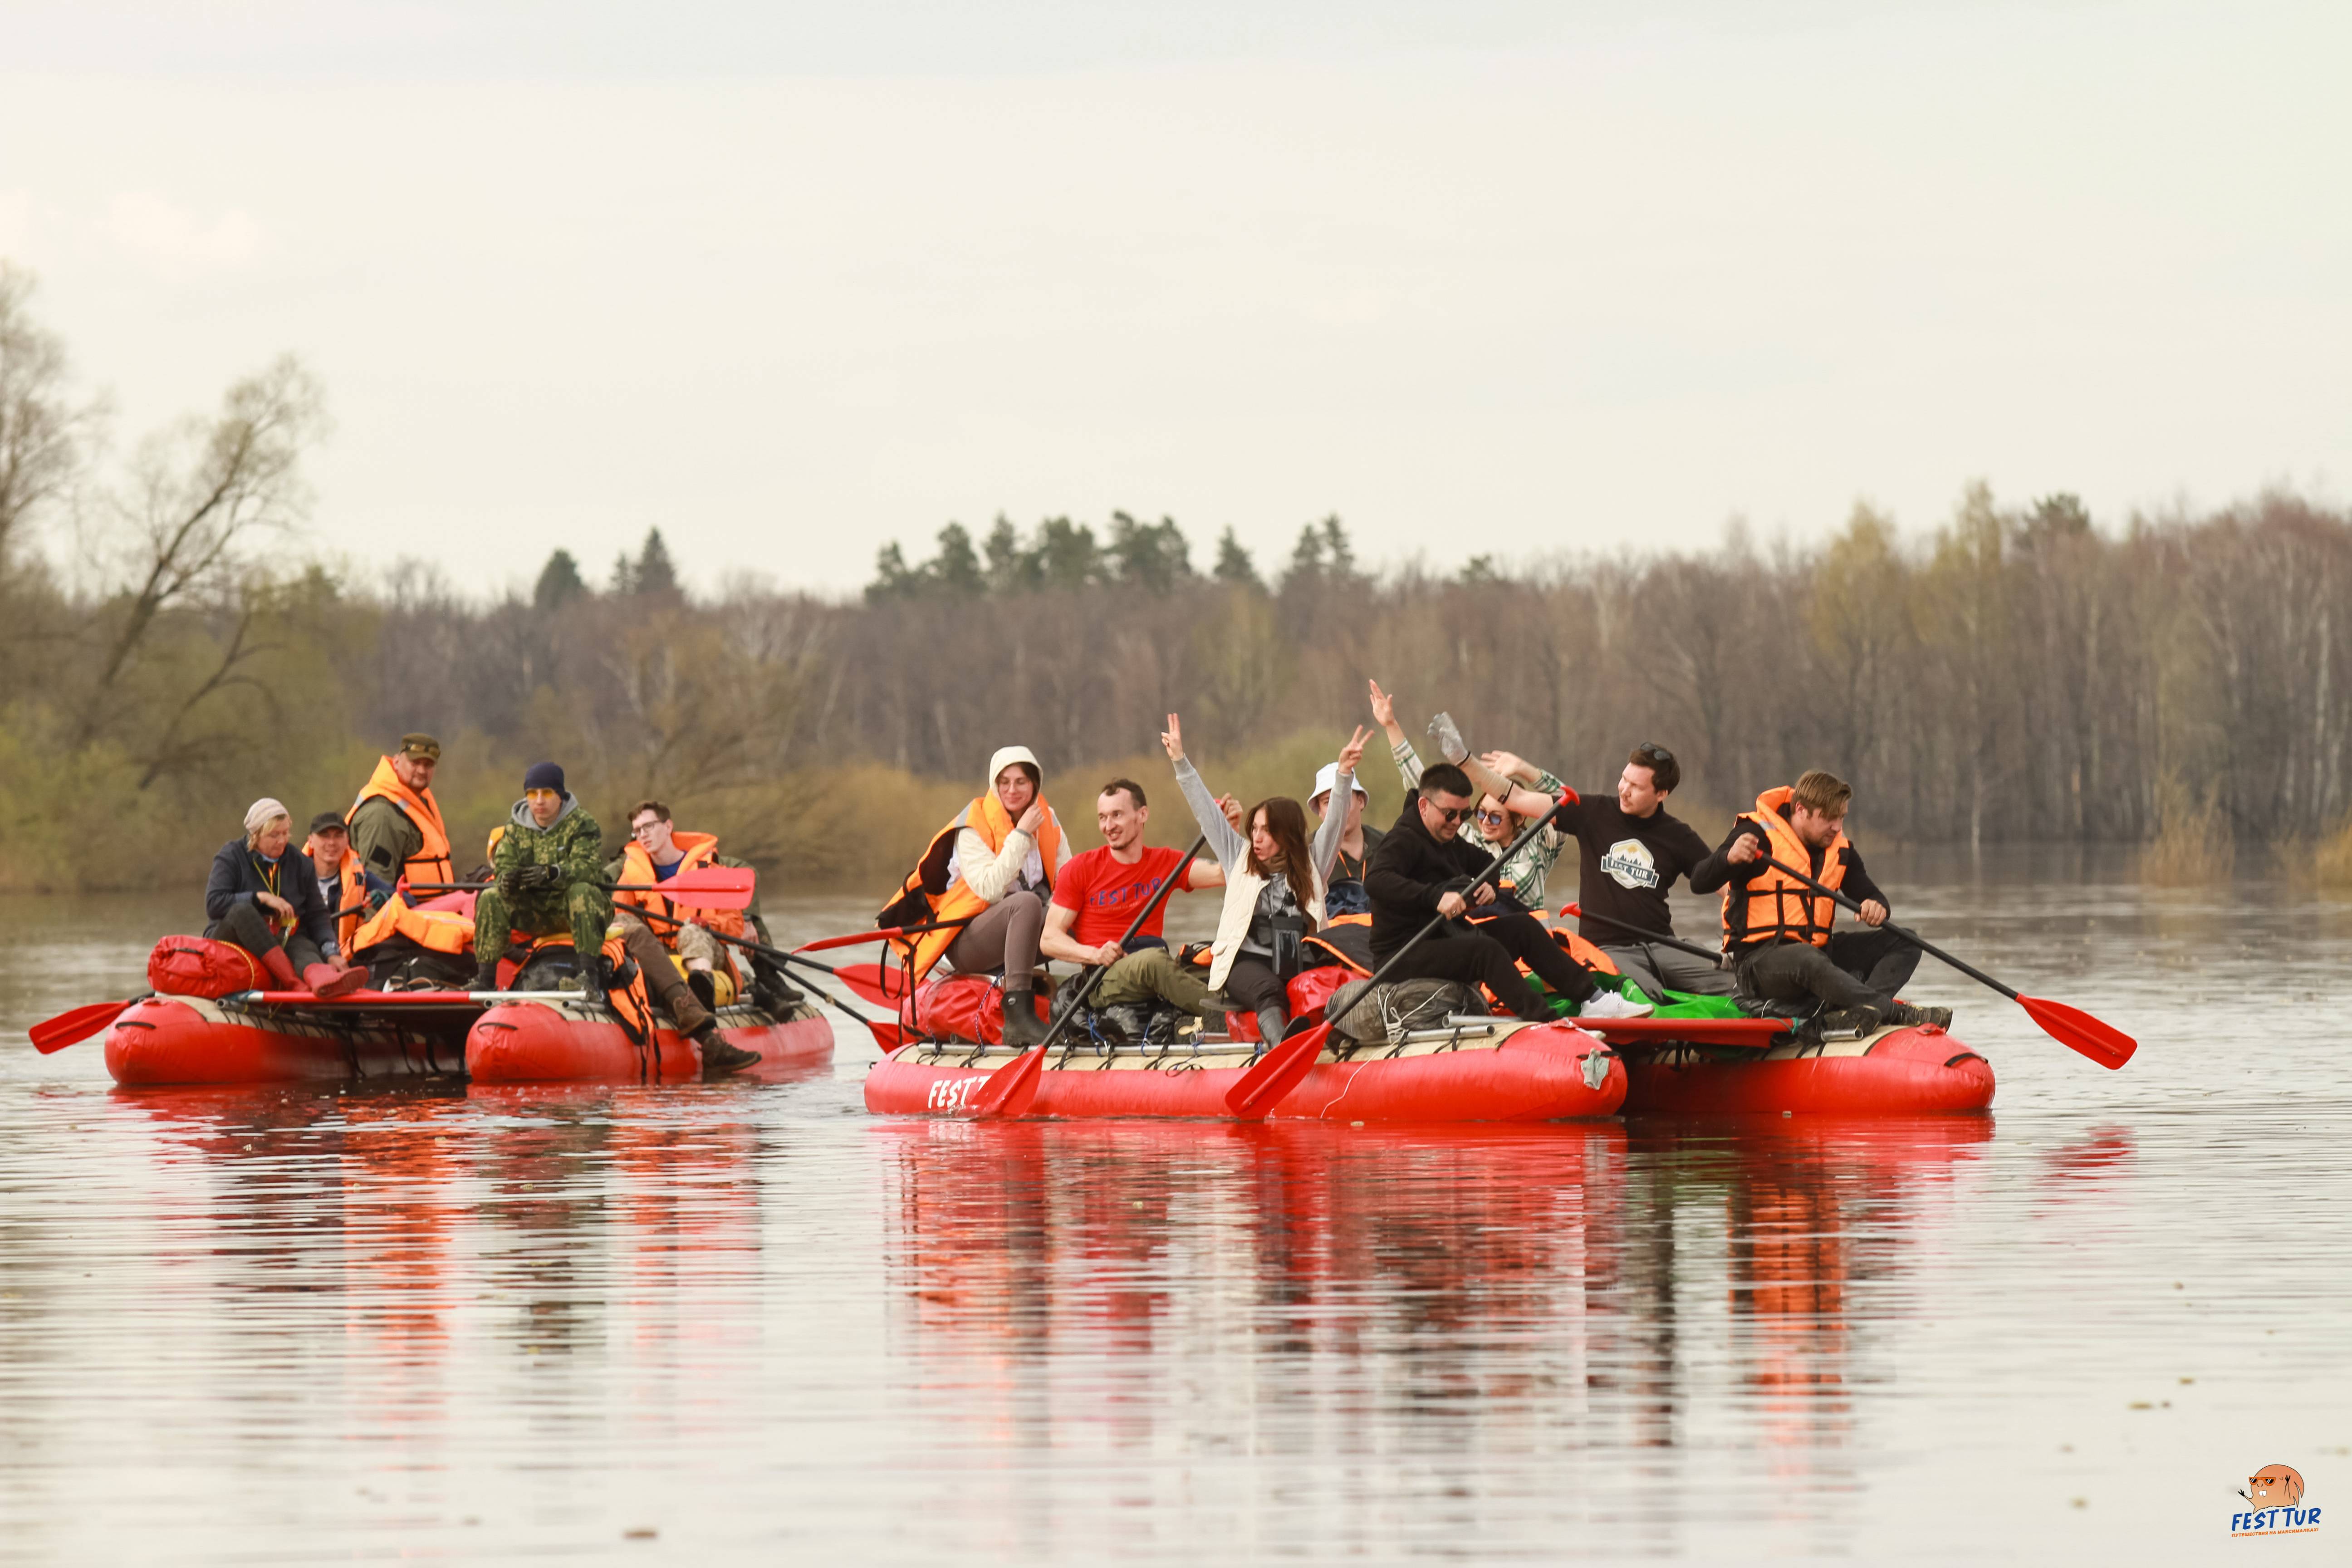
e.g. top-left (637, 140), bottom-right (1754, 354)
top-left (608, 799), bottom-right (803, 1018)
top-left (347, 732), bottom-right (454, 888)
top-left (1161, 712), bottom-right (1367, 1046)
top-left (205, 798), bottom-right (368, 997)
top-left (304, 810), bottom-right (394, 964)
top-left (1688, 767), bottom-right (1951, 1035)
top-left (1037, 776), bottom-right (1229, 1028)
top-left (879, 746), bottom-right (1073, 1049)
top-left (470, 762), bottom-right (759, 1074)
top-left (1363, 762), bottom-right (1655, 1022)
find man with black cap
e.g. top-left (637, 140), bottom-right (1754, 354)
top-left (470, 763), bottom-right (759, 1074)
top-left (348, 733), bottom-right (455, 889)
top-left (303, 811), bottom-right (394, 961)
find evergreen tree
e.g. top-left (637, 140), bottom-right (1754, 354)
top-left (1107, 511), bottom-right (1194, 591)
top-left (982, 514), bottom-right (1031, 593)
top-left (1031, 517), bottom-right (1100, 590)
top-left (1213, 526), bottom-right (1260, 589)
top-left (609, 551), bottom-right (636, 595)
top-left (533, 548), bottom-right (587, 611)
top-left (930, 522), bottom-right (984, 593)
top-left (634, 527), bottom-right (681, 599)
top-left (866, 541), bottom-right (916, 602)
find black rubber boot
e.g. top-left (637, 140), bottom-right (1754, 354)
top-left (468, 958), bottom-right (500, 993)
top-left (692, 1023), bottom-right (761, 1075)
top-left (1000, 987), bottom-right (1049, 1048)
top-left (1254, 1006), bottom-right (1288, 1049)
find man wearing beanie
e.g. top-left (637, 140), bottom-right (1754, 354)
top-left (470, 764), bottom-right (758, 1073)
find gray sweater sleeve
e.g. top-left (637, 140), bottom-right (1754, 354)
top-left (1173, 757), bottom-right (1249, 873)
top-left (1311, 767), bottom-right (1352, 880)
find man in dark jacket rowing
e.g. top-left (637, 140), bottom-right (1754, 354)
top-left (1363, 763), bottom-right (1653, 1022)
top-left (205, 798), bottom-right (368, 997)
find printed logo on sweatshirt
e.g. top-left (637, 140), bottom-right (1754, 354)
top-left (1600, 838), bottom-right (1660, 891)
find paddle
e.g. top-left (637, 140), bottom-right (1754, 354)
top-left (965, 834), bottom-right (1209, 1122)
top-left (795, 916), bottom-right (976, 956)
top-left (1560, 902), bottom-right (1726, 965)
top-left (1758, 853), bottom-right (2136, 1070)
top-left (1227, 796), bottom-right (1570, 1119)
top-left (407, 865), bottom-right (758, 911)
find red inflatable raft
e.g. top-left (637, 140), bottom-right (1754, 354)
top-left (467, 996), bottom-right (833, 1084)
top-left (104, 992), bottom-right (470, 1087)
top-left (864, 1017), bottom-right (1625, 1122)
top-left (1609, 1019), bottom-right (1994, 1116)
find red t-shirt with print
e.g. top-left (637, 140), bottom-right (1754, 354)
top-left (1051, 845), bottom-right (1202, 946)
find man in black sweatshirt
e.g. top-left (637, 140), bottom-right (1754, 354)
top-left (1364, 763), bottom-right (1654, 1022)
top-left (1688, 769), bottom-right (1948, 1031)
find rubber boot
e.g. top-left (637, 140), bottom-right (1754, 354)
top-left (304, 962), bottom-right (368, 999)
top-left (469, 957), bottom-right (501, 994)
top-left (259, 945), bottom-right (300, 992)
top-left (692, 1023), bottom-right (762, 1076)
top-left (1255, 1006), bottom-right (1288, 1049)
top-left (1000, 986), bottom-right (1049, 1048)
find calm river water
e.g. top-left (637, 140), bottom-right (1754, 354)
top-left (1, 857), bottom-right (2347, 1563)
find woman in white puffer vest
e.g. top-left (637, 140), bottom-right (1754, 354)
top-left (1160, 713), bottom-right (1368, 1046)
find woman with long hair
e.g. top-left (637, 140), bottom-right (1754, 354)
top-left (1161, 713), bottom-right (1367, 1044)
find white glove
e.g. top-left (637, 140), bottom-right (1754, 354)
top-left (1427, 711), bottom-right (1469, 765)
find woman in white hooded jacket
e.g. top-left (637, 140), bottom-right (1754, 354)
top-left (1161, 714), bottom-right (1368, 1045)
top-left (935, 744), bottom-right (1073, 1046)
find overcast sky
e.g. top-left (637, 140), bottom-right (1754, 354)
top-left (3, 0), bottom-right (2345, 598)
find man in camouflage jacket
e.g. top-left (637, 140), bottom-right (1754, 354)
top-left (471, 761), bottom-right (612, 989)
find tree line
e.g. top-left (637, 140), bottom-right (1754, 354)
top-left (4, 260), bottom-right (2347, 892)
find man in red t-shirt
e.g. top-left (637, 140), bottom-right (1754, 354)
top-left (1043, 778), bottom-right (1228, 1022)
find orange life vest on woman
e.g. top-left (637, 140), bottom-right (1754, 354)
top-left (347, 756), bottom-right (455, 887)
top-left (878, 793), bottom-right (1064, 983)
top-left (1720, 785), bottom-right (1847, 950)
top-left (615, 834), bottom-right (746, 944)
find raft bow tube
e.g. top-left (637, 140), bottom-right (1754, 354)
top-left (466, 997), bottom-right (833, 1083)
top-left (864, 1018), bottom-right (1625, 1122)
top-left (104, 994), bottom-right (466, 1087)
top-left (1617, 1022), bottom-right (1993, 1116)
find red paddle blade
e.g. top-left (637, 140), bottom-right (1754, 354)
top-left (2019, 993), bottom-right (2136, 1070)
top-left (30, 1000), bottom-right (133, 1054)
top-left (623, 866), bottom-right (755, 910)
top-left (859, 1019), bottom-right (905, 1054)
top-left (1225, 1025), bottom-right (1328, 1120)
top-left (968, 1044), bottom-right (1047, 1120)
top-left (833, 963), bottom-right (909, 1009)
top-left (797, 928), bottom-right (898, 955)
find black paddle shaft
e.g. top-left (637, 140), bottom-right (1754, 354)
top-left (1027, 834), bottom-right (1208, 1055)
top-left (1760, 855), bottom-right (2020, 1001)
top-left (1325, 796), bottom-right (1569, 1040)
top-left (1568, 905), bottom-right (1725, 965)
top-left (625, 905), bottom-right (893, 1025)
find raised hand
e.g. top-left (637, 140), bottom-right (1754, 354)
top-left (1367, 679), bottom-right (1398, 732)
top-left (1217, 794), bottom-right (1245, 832)
top-left (1160, 713), bottom-right (1185, 764)
top-left (1337, 724), bottom-right (1370, 775)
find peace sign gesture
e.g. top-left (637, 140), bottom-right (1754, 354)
top-left (1160, 713), bottom-right (1186, 764)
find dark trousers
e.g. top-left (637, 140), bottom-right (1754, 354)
top-left (1220, 954), bottom-right (1290, 1043)
top-left (1374, 910), bottom-right (1598, 1022)
top-left (944, 890), bottom-right (1048, 988)
top-left (206, 901), bottom-right (326, 974)
top-left (1736, 928), bottom-right (1920, 1014)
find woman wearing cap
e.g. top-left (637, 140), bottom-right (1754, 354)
top-left (1163, 715), bottom-right (1366, 1046)
top-left (204, 799), bottom-right (368, 997)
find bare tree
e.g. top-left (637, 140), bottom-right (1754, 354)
top-left (0, 262), bottom-right (103, 569)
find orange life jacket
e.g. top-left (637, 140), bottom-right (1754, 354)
top-left (348, 756), bottom-right (455, 888)
top-left (879, 793), bottom-right (1064, 983)
top-left (304, 844), bottom-right (368, 954)
top-left (350, 891), bottom-right (476, 956)
top-left (512, 931), bottom-right (656, 1045)
top-left (1720, 786), bottom-right (1847, 951)
top-left (615, 833), bottom-right (746, 944)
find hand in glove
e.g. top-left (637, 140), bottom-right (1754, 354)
top-left (1427, 711), bottom-right (1469, 765)
top-left (514, 863), bottom-right (565, 892)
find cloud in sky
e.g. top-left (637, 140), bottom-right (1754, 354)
top-left (2, 1), bottom-right (2346, 598)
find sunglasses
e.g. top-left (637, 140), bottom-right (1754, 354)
top-left (1429, 804), bottom-right (1471, 825)
top-left (1475, 809), bottom-right (1508, 825)
top-left (1635, 742), bottom-right (1674, 764)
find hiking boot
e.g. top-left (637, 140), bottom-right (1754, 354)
top-left (1578, 990), bottom-right (1655, 1021)
top-left (468, 958), bottom-right (502, 995)
top-left (1811, 1006), bottom-right (1881, 1040)
top-left (692, 1024), bottom-right (761, 1075)
top-left (1000, 988), bottom-right (1050, 1048)
top-left (1888, 1002), bottom-right (1954, 1031)
top-left (687, 969), bottom-right (718, 1013)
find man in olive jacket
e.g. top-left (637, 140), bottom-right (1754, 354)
top-left (470, 762), bottom-right (615, 989)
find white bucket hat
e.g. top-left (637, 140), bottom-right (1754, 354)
top-left (1310, 762), bottom-right (1369, 810)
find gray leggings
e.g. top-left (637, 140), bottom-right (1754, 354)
top-left (944, 889), bottom-right (1048, 989)
top-left (206, 900), bottom-right (327, 973)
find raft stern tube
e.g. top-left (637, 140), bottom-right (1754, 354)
top-left (864, 1017), bottom-right (1626, 1122)
top-left (466, 997), bottom-right (833, 1084)
top-left (1617, 1021), bottom-right (1994, 1117)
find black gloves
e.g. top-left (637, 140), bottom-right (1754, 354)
top-left (595, 952), bottom-right (639, 992)
top-left (501, 862), bottom-right (565, 896)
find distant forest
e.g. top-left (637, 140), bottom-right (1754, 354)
top-left (5, 261), bottom-right (2349, 890)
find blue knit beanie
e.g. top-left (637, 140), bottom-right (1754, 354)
top-left (523, 761), bottom-right (566, 794)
